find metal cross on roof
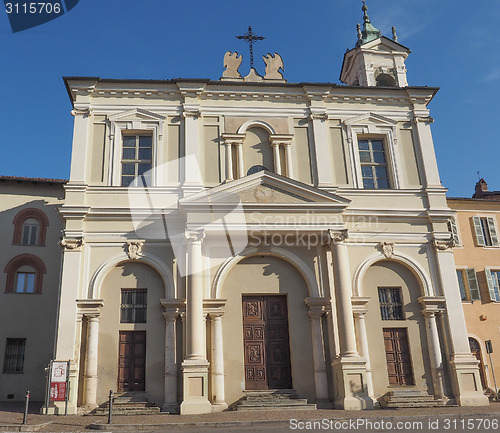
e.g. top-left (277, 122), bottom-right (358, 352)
top-left (236, 26), bottom-right (265, 68)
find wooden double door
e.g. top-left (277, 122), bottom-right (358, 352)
top-left (383, 328), bottom-right (414, 386)
top-left (118, 331), bottom-right (146, 392)
top-left (242, 295), bottom-right (292, 390)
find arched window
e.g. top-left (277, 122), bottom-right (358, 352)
top-left (12, 208), bottom-right (49, 246)
top-left (4, 254), bottom-right (46, 294)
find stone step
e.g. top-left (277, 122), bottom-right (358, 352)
top-left (384, 401), bottom-right (444, 408)
top-left (239, 399), bottom-right (311, 407)
top-left (384, 396), bottom-right (438, 403)
top-left (91, 406), bottom-right (161, 415)
top-left (233, 389), bottom-right (317, 411)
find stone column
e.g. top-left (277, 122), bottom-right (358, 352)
top-left (181, 229), bottom-right (212, 414)
top-left (284, 142), bottom-right (294, 178)
top-left (84, 314), bottom-right (100, 407)
top-left (419, 302), bottom-right (445, 400)
top-left (352, 297), bottom-right (374, 400)
top-left (433, 239), bottom-right (488, 406)
top-left (225, 142), bottom-right (233, 181)
top-left (272, 143), bottom-right (281, 175)
top-left (305, 298), bottom-right (330, 407)
top-left (210, 313), bottom-right (227, 410)
top-left (327, 229), bottom-right (372, 410)
top-left (163, 312), bottom-right (179, 413)
top-left (237, 142), bottom-right (244, 178)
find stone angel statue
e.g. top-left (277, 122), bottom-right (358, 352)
top-left (263, 53), bottom-right (284, 80)
top-left (223, 51), bottom-right (243, 78)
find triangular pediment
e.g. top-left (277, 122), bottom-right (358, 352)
top-left (109, 108), bottom-right (165, 122)
top-left (344, 112), bottom-right (397, 127)
top-left (180, 171), bottom-right (350, 208)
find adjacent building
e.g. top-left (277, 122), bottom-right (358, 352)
top-left (448, 179), bottom-right (500, 396)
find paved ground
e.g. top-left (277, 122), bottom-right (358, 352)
top-left (1, 401), bottom-right (500, 432)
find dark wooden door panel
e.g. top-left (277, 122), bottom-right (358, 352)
top-left (118, 331), bottom-right (146, 392)
top-left (242, 295), bottom-right (292, 390)
top-left (383, 328), bottom-right (414, 387)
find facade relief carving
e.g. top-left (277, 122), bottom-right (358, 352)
top-left (126, 241), bottom-right (143, 260)
top-left (379, 241), bottom-right (394, 259)
top-left (60, 238), bottom-right (83, 251)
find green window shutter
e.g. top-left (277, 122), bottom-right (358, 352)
top-left (485, 268), bottom-right (497, 301)
top-left (473, 216), bottom-right (485, 246)
top-left (448, 217), bottom-right (460, 246)
top-left (456, 270), bottom-right (466, 301)
top-left (487, 217), bottom-right (499, 246)
top-left (466, 268), bottom-right (481, 301)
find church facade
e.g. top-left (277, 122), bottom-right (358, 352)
top-left (2, 6), bottom-right (488, 414)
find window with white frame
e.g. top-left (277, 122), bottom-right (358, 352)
top-left (448, 217), bottom-right (460, 246)
top-left (485, 268), bottom-right (500, 302)
top-left (358, 138), bottom-right (390, 189)
top-left (472, 216), bottom-right (499, 247)
top-left (456, 269), bottom-right (480, 301)
top-left (121, 134), bottom-right (152, 187)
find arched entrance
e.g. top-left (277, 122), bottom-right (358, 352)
top-left (219, 254), bottom-right (315, 405)
top-left (469, 337), bottom-right (487, 389)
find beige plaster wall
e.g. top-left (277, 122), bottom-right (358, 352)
top-left (92, 262), bottom-right (165, 406)
top-left (0, 182), bottom-right (64, 401)
top-left (362, 260), bottom-right (432, 398)
top-left (242, 128), bottom-right (274, 175)
top-left (219, 255), bottom-right (315, 406)
top-left (449, 201), bottom-right (500, 390)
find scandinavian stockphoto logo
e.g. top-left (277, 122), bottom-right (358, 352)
top-left (127, 155), bottom-right (249, 277)
top-left (4, 0), bottom-right (79, 33)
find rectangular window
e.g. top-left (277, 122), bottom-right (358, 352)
top-left (358, 138), bottom-right (390, 189)
top-left (15, 272), bottom-right (35, 293)
top-left (378, 287), bottom-right (404, 320)
top-left (3, 338), bottom-right (26, 373)
top-left (120, 289), bottom-right (147, 323)
top-left (456, 269), bottom-right (480, 301)
top-left (472, 216), bottom-right (499, 247)
top-left (448, 217), bottom-right (460, 246)
top-left (121, 135), bottom-right (152, 187)
top-left (485, 268), bottom-right (500, 302)
top-left (22, 224), bottom-right (38, 245)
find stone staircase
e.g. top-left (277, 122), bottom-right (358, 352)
top-left (232, 389), bottom-right (317, 411)
top-left (378, 389), bottom-right (445, 408)
top-left (90, 392), bottom-right (162, 415)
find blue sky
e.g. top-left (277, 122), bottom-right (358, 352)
top-left (1, 0), bottom-right (498, 197)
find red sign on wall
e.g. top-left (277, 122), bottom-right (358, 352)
top-left (49, 382), bottom-right (66, 402)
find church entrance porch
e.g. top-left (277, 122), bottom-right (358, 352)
top-left (242, 295), bottom-right (292, 390)
top-left (118, 331), bottom-right (146, 392)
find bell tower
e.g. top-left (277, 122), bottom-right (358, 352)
top-left (340, 1), bottom-right (410, 87)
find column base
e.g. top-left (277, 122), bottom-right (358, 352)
top-left (162, 403), bottom-right (180, 414)
top-left (180, 360), bottom-right (212, 415)
top-left (211, 402), bottom-right (228, 412)
top-left (41, 402), bottom-right (78, 415)
top-left (450, 354), bottom-right (489, 407)
top-left (332, 356), bottom-right (374, 410)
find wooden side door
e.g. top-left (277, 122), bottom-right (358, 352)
top-left (469, 338), bottom-right (487, 389)
top-left (118, 331), bottom-right (146, 392)
top-left (242, 295), bottom-right (292, 390)
top-left (383, 328), bottom-right (414, 386)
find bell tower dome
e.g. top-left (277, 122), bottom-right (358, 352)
top-left (340, 1), bottom-right (411, 87)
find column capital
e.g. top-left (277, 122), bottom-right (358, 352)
top-left (85, 313), bottom-right (101, 321)
top-left (60, 237), bottom-right (84, 252)
top-left (163, 311), bottom-right (179, 322)
top-left (221, 133), bottom-right (245, 145)
top-left (433, 237), bottom-right (455, 251)
top-left (413, 115), bottom-right (434, 124)
top-left (327, 229), bottom-right (349, 245)
top-left (185, 229), bottom-right (206, 245)
top-left (352, 296), bottom-right (370, 316)
top-left (183, 110), bottom-right (202, 119)
top-left (418, 296), bottom-right (446, 315)
top-left (77, 299), bottom-right (104, 320)
top-left (269, 134), bottom-right (293, 146)
top-left (71, 108), bottom-right (91, 117)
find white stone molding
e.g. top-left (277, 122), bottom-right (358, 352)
top-left (182, 110), bottom-right (202, 119)
top-left (353, 250), bottom-right (433, 297)
top-left (413, 116), bottom-right (434, 124)
top-left (60, 237), bottom-right (83, 252)
top-left (212, 246), bottom-right (321, 298)
top-left (343, 112), bottom-right (401, 189)
top-left (310, 113), bottom-right (328, 121)
top-left (126, 240), bottom-right (143, 260)
top-left (433, 238), bottom-right (455, 251)
top-left (236, 119), bottom-right (277, 135)
top-left (88, 252), bottom-right (175, 299)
